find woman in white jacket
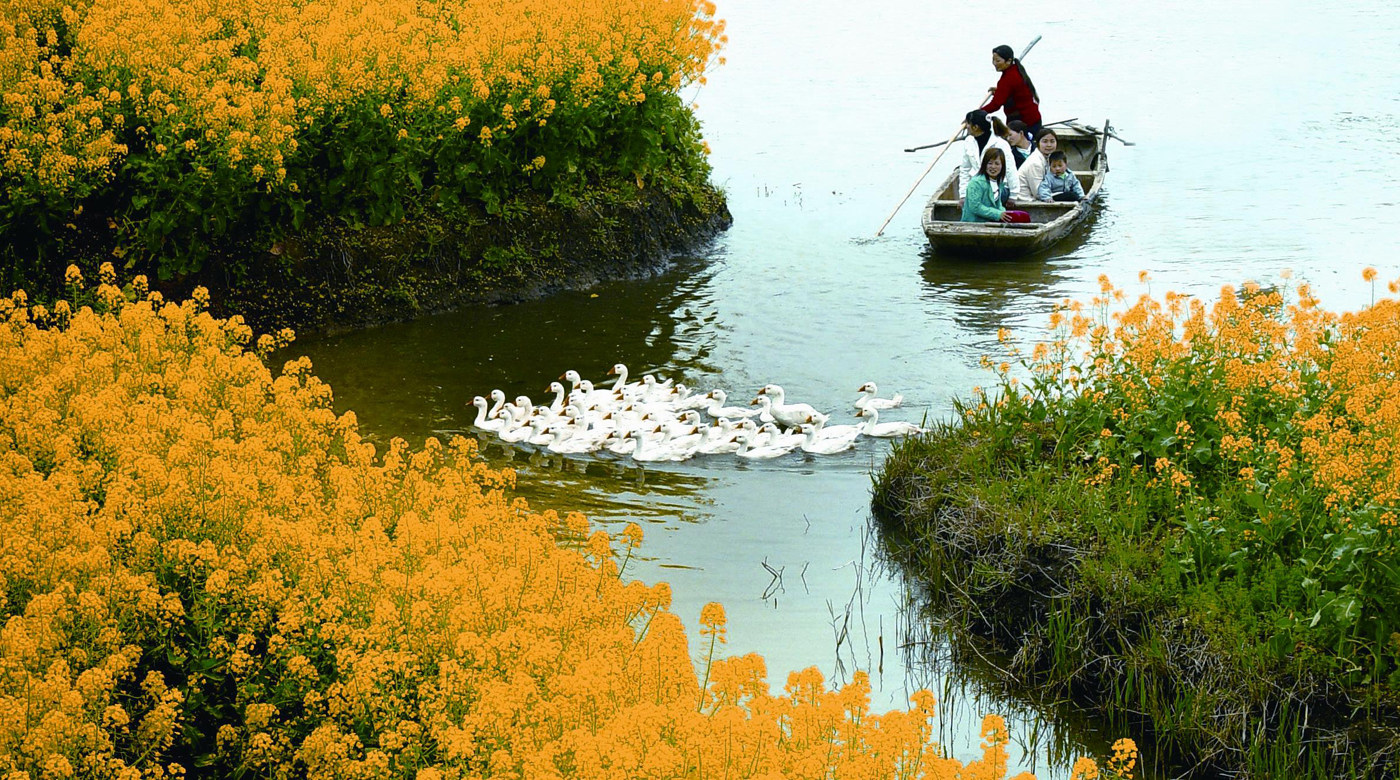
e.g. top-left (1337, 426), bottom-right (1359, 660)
top-left (1017, 128), bottom-right (1059, 202)
top-left (958, 110), bottom-right (1025, 205)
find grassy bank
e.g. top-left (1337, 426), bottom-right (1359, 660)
top-left (0, 272), bottom-right (1143, 779)
top-left (2, 0), bottom-right (729, 331)
top-left (873, 276), bottom-right (1400, 778)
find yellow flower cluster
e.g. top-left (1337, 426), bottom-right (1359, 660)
top-left (1, 0), bottom-right (725, 193)
top-left (0, 271), bottom-right (1128, 778)
top-left (1043, 276), bottom-right (1400, 516)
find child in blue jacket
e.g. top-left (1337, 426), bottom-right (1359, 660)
top-left (1037, 151), bottom-right (1085, 202)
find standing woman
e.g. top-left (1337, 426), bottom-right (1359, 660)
top-left (961, 148), bottom-right (1017, 223)
top-left (981, 44), bottom-right (1042, 134)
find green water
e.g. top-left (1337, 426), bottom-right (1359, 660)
top-left (282, 0), bottom-right (1400, 775)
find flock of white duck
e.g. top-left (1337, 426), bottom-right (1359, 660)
top-left (469, 364), bottom-right (925, 463)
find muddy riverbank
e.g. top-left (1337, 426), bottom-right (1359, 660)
top-left (208, 180), bottom-right (731, 336)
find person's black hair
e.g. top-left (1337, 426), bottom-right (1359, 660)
top-left (977, 147), bottom-right (1007, 182)
top-left (1033, 127), bottom-right (1059, 146)
top-left (965, 109), bottom-right (991, 153)
top-left (1007, 120), bottom-right (1029, 135)
top-left (990, 116), bottom-right (1010, 137)
top-left (1047, 150), bottom-right (1067, 164)
top-left (992, 44), bottom-right (1039, 103)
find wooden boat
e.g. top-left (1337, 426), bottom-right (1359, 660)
top-left (921, 121), bottom-right (1111, 258)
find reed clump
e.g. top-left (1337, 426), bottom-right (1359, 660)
top-left (0, 267), bottom-right (1136, 778)
top-left (874, 271), bottom-right (1400, 778)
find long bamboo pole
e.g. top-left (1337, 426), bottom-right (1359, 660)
top-left (873, 124), bottom-right (965, 237)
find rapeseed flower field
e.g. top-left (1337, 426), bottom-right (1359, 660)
top-left (876, 271), bottom-right (1400, 776)
top-left (1, 0), bottom-right (725, 281)
top-left (971, 273), bottom-right (1400, 684)
top-left (0, 271), bottom-right (1135, 778)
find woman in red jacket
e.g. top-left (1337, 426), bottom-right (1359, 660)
top-left (981, 44), bottom-right (1042, 133)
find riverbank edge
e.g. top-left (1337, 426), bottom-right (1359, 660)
top-left (869, 426), bottom-right (1399, 779)
top-left (199, 177), bottom-right (731, 337)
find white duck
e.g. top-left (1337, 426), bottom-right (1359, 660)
top-left (759, 422), bottom-right (806, 449)
top-left (524, 413), bottom-right (555, 446)
top-left (662, 410), bottom-right (706, 436)
top-left (798, 423), bottom-right (857, 454)
top-left (545, 421), bottom-right (607, 454)
top-left (628, 426), bottom-right (692, 463)
top-left (673, 385), bottom-right (712, 411)
top-left (487, 389), bottom-right (508, 419)
top-left (663, 425), bottom-right (705, 461)
top-left (471, 396), bottom-right (508, 432)
top-left (608, 363), bottom-right (642, 393)
top-left (736, 425), bottom-right (799, 460)
top-left (561, 404), bottom-right (614, 438)
top-left (603, 426), bottom-right (647, 456)
top-left (638, 374), bottom-right (677, 404)
top-left (854, 382), bottom-right (904, 411)
top-left (807, 411), bottom-right (862, 441)
top-left (756, 384), bottom-right (819, 428)
top-left (695, 419), bottom-right (747, 455)
top-left (576, 379), bottom-right (619, 409)
top-left (702, 389), bottom-right (761, 419)
top-left (497, 407), bottom-right (535, 443)
top-left (544, 381), bottom-right (569, 414)
top-left (854, 406), bottom-right (926, 438)
top-left (505, 395), bottom-right (533, 422)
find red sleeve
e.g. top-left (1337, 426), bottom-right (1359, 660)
top-left (980, 69), bottom-right (1018, 113)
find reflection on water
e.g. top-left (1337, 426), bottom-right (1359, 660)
top-left (918, 220), bottom-right (1079, 339)
top-left (874, 524), bottom-right (1126, 778)
top-left (280, 254), bottom-right (725, 446)
top-left (469, 434), bottom-right (715, 521)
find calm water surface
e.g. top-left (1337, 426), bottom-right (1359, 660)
top-left (286, 2), bottom-right (1400, 775)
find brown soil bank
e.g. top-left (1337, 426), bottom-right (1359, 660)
top-left (871, 427), bottom-right (1400, 780)
top-left (204, 180), bottom-right (730, 336)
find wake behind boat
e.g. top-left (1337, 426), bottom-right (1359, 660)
top-left (921, 121), bottom-right (1111, 258)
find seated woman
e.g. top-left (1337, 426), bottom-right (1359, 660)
top-left (1037, 150), bottom-right (1086, 202)
top-left (960, 111), bottom-right (1024, 204)
top-left (961, 148), bottom-right (1028, 223)
top-left (957, 110), bottom-right (993, 203)
top-left (1004, 120), bottom-right (1034, 167)
top-left (1017, 128), bottom-right (1058, 202)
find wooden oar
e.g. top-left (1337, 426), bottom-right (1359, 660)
top-left (903, 117), bottom-right (1079, 153)
top-left (1067, 120), bottom-right (1135, 146)
top-left (903, 133), bottom-right (964, 154)
top-left (875, 35), bottom-right (1042, 236)
top-left (875, 123), bottom-right (966, 237)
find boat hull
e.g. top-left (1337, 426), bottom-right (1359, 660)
top-left (921, 121), bottom-right (1110, 259)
